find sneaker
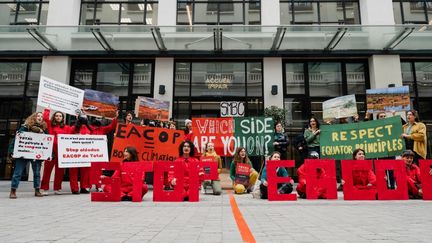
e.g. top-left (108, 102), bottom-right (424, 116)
top-left (40, 189), bottom-right (49, 196)
top-left (80, 188), bottom-right (90, 194)
top-left (54, 190), bottom-right (62, 195)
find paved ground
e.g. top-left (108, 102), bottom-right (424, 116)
top-left (1, 181), bottom-right (432, 243)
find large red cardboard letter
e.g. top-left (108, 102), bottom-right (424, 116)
top-left (90, 162), bottom-right (122, 202)
top-left (188, 161), bottom-right (202, 202)
top-left (200, 157), bottom-right (218, 181)
top-left (341, 160), bottom-right (377, 200)
top-left (153, 161), bottom-right (184, 202)
top-left (267, 160), bottom-right (296, 201)
top-left (420, 160), bottom-right (432, 200)
top-left (375, 160), bottom-right (408, 200)
top-left (305, 159), bottom-right (337, 199)
top-left (122, 162), bottom-right (153, 202)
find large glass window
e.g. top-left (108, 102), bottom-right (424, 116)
top-left (393, 0), bottom-right (432, 24)
top-left (80, 0), bottom-right (158, 25)
top-left (280, 0), bottom-right (360, 25)
top-left (0, 0), bottom-right (49, 25)
top-left (177, 0), bottom-right (261, 25)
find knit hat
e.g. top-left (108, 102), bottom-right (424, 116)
top-left (401, 150), bottom-right (415, 157)
top-left (185, 119), bottom-right (192, 125)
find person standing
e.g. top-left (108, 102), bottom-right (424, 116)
top-left (201, 142), bottom-right (222, 195)
top-left (184, 119), bottom-right (193, 141)
top-left (229, 147), bottom-right (259, 194)
top-left (9, 112), bottom-right (47, 199)
top-left (40, 108), bottom-right (73, 196)
top-left (304, 117), bottom-right (321, 156)
top-left (401, 110), bottom-right (427, 164)
top-left (273, 121), bottom-right (289, 160)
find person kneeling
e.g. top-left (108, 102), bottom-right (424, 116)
top-left (260, 152), bottom-right (294, 199)
top-left (402, 150), bottom-right (424, 199)
top-left (230, 147), bottom-right (258, 194)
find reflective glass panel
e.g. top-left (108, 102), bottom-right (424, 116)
top-left (246, 62), bottom-right (262, 97)
top-left (132, 63), bottom-right (152, 94)
top-left (401, 62), bottom-right (416, 97)
top-left (346, 63), bottom-right (366, 95)
top-left (0, 63), bottom-right (26, 96)
top-left (415, 62), bottom-right (432, 97)
top-left (309, 62), bottom-right (342, 97)
top-left (96, 63), bottom-right (130, 96)
top-left (26, 62), bottom-right (42, 97)
top-left (285, 63), bottom-right (305, 94)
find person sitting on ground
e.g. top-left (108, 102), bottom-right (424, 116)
top-left (201, 142), bottom-right (222, 195)
top-left (259, 151), bottom-right (294, 199)
top-left (402, 150), bottom-right (424, 199)
top-left (230, 147), bottom-right (259, 194)
top-left (296, 151), bottom-right (327, 199)
top-left (103, 146), bottom-right (148, 201)
top-left (340, 148), bottom-right (376, 190)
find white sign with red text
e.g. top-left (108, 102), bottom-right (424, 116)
top-left (57, 134), bottom-right (108, 168)
top-left (13, 132), bottom-right (54, 160)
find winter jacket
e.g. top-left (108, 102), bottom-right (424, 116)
top-left (304, 128), bottom-right (320, 148)
top-left (274, 132), bottom-right (289, 153)
top-left (43, 109), bottom-right (74, 151)
top-left (402, 122), bottom-right (427, 159)
top-left (90, 118), bottom-right (117, 135)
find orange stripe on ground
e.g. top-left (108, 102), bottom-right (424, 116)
top-left (227, 190), bottom-right (256, 243)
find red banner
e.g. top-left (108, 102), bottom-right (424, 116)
top-left (111, 124), bottom-right (183, 162)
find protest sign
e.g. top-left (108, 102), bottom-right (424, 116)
top-left (366, 86), bottom-right (410, 113)
top-left (134, 96), bottom-right (169, 121)
top-left (322, 95), bottom-right (357, 123)
top-left (192, 117), bottom-right (274, 156)
top-left (12, 132), bottom-right (54, 160)
top-left (83, 89), bottom-right (119, 119)
top-left (111, 124), bottom-right (183, 162)
top-left (235, 163), bottom-right (251, 185)
top-left (58, 134), bottom-right (109, 168)
top-left (220, 101), bottom-right (245, 117)
top-left (37, 76), bottom-right (84, 115)
top-left (320, 116), bottom-right (405, 160)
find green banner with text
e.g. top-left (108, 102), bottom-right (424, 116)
top-left (320, 116), bottom-right (405, 159)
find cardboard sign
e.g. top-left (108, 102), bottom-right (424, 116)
top-left (200, 157), bottom-right (219, 181)
top-left (419, 160), bottom-right (432, 200)
top-left (134, 96), bottom-right (170, 121)
top-left (90, 162), bottom-right (122, 202)
top-left (305, 159), bottom-right (337, 199)
top-left (366, 86), bottom-right (410, 113)
top-left (83, 89), bottom-right (119, 119)
top-left (267, 160), bottom-right (297, 201)
top-left (37, 76), bottom-right (84, 116)
top-left (235, 163), bottom-right (251, 185)
top-left (322, 94), bottom-right (357, 123)
top-left (375, 160), bottom-right (408, 200)
top-left (341, 160), bottom-right (377, 200)
top-left (12, 132), bottom-right (54, 160)
top-left (111, 124), bottom-right (183, 162)
top-left (220, 101), bottom-right (245, 117)
top-left (58, 134), bottom-right (109, 168)
top-left (192, 117), bottom-right (274, 156)
top-left (320, 116), bottom-right (405, 160)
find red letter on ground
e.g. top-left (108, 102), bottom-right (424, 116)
top-left (122, 162), bottom-right (153, 202)
top-left (375, 160), bottom-right (408, 200)
top-left (305, 159), bottom-right (337, 199)
top-left (267, 160), bottom-right (296, 201)
top-left (90, 162), bottom-right (122, 202)
top-left (153, 161), bottom-right (184, 202)
top-left (420, 160), bottom-right (432, 200)
top-left (341, 160), bottom-right (376, 200)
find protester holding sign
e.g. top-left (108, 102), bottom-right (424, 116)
top-left (259, 151), bottom-right (293, 199)
top-left (273, 122), bottom-right (289, 160)
top-left (229, 147), bottom-right (259, 194)
top-left (9, 112), bottom-right (47, 199)
top-left (69, 115), bottom-right (93, 194)
top-left (401, 150), bottom-right (423, 199)
top-left (304, 117), bottom-right (321, 156)
top-left (123, 111), bottom-right (134, 125)
top-left (402, 110), bottom-right (427, 163)
top-left (40, 108), bottom-right (74, 196)
top-left (169, 141), bottom-right (204, 201)
top-left (201, 142), bottom-right (222, 195)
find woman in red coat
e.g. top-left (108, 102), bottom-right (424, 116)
top-left (169, 141), bottom-right (204, 201)
top-left (40, 108), bottom-right (74, 195)
top-left (339, 149), bottom-right (376, 190)
top-left (103, 146), bottom-right (148, 201)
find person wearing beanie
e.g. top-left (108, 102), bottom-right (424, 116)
top-left (184, 119), bottom-right (193, 141)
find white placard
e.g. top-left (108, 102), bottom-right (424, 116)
top-left (57, 134), bottom-right (109, 168)
top-left (37, 76), bottom-right (84, 115)
top-left (12, 132), bottom-right (54, 160)
top-left (220, 101), bottom-right (245, 117)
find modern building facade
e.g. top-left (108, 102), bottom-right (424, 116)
top-left (0, 0), bottom-right (431, 179)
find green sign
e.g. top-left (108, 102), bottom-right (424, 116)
top-left (234, 117), bottom-right (274, 156)
top-left (320, 116), bottom-right (405, 159)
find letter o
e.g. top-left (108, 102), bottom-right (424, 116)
top-left (159, 131), bottom-right (168, 143)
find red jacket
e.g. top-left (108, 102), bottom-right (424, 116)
top-left (90, 118), bottom-right (117, 135)
top-left (296, 164), bottom-right (327, 198)
top-left (352, 170), bottom-right (376, 188)
top-left (168, 157), bottom-right (203, 188)
top-left (405, 163), bottom-right (421, 184)
top-left (43, 109), bottom-right (74, 151)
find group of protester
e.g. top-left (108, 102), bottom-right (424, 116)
top-left (7, 108), bottom-right (431, 201)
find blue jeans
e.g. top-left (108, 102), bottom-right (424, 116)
top-left (11, 159), bottom-right (42, 189)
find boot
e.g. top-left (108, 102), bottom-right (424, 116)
top-left (35, 189), bottom-right (43, 197)
top-left (9, 188), bottom-right (17, 199)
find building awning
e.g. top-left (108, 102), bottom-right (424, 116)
top-left (1, 25), bottom-right (432, 56)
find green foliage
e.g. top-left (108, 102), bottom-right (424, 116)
top-left (264, 106), bottom-right (285, 125)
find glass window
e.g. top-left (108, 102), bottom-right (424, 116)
top-left (285, 63), bottom-right (305, 94)
top-left (96, 4), bottom-right (120, 24)
top-left (393, 2), bottom-right (403, 24)
top-left (415, 62), bottom-right (432, 97)
top-left (132, 63), bottom-right (152, 94)
top-left (247, 62), bottom-right (262, 97)
top-left (220, 2), bottom-right (243, 24)
top-left (309, 62), bottom-right (343, 97)
top-left (0, 1), bottom-right (49, 25)
top-left (346, 63), bottom-right (366, 94)
top-left (401, 62), bottom-right (416, 97)
top-left (26, 62), bottom-right (42, 96)
top-left (284, 98), bottom-right (307, 127)
top-left (174, 62), bottom-right (190, 97)
top-left (0, 63), bottom-right (26, 96)
top-left (72, 67), bottom-right (94, 90)
top-left (393, 1), bottom-right (430, 24)
top-left (319, 2), bottom-right (344, 24)
top-left (96, 63), bottom-right (130, 96)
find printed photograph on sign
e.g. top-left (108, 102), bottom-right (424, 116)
top-left (366, 86), bottom-right (410, 113)
top-left (322, 95), bottom-right (357, 123)
top-left (83, 89), bottom-right (119, 119)
top-left (134, 96), bottom-right (170, 121)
